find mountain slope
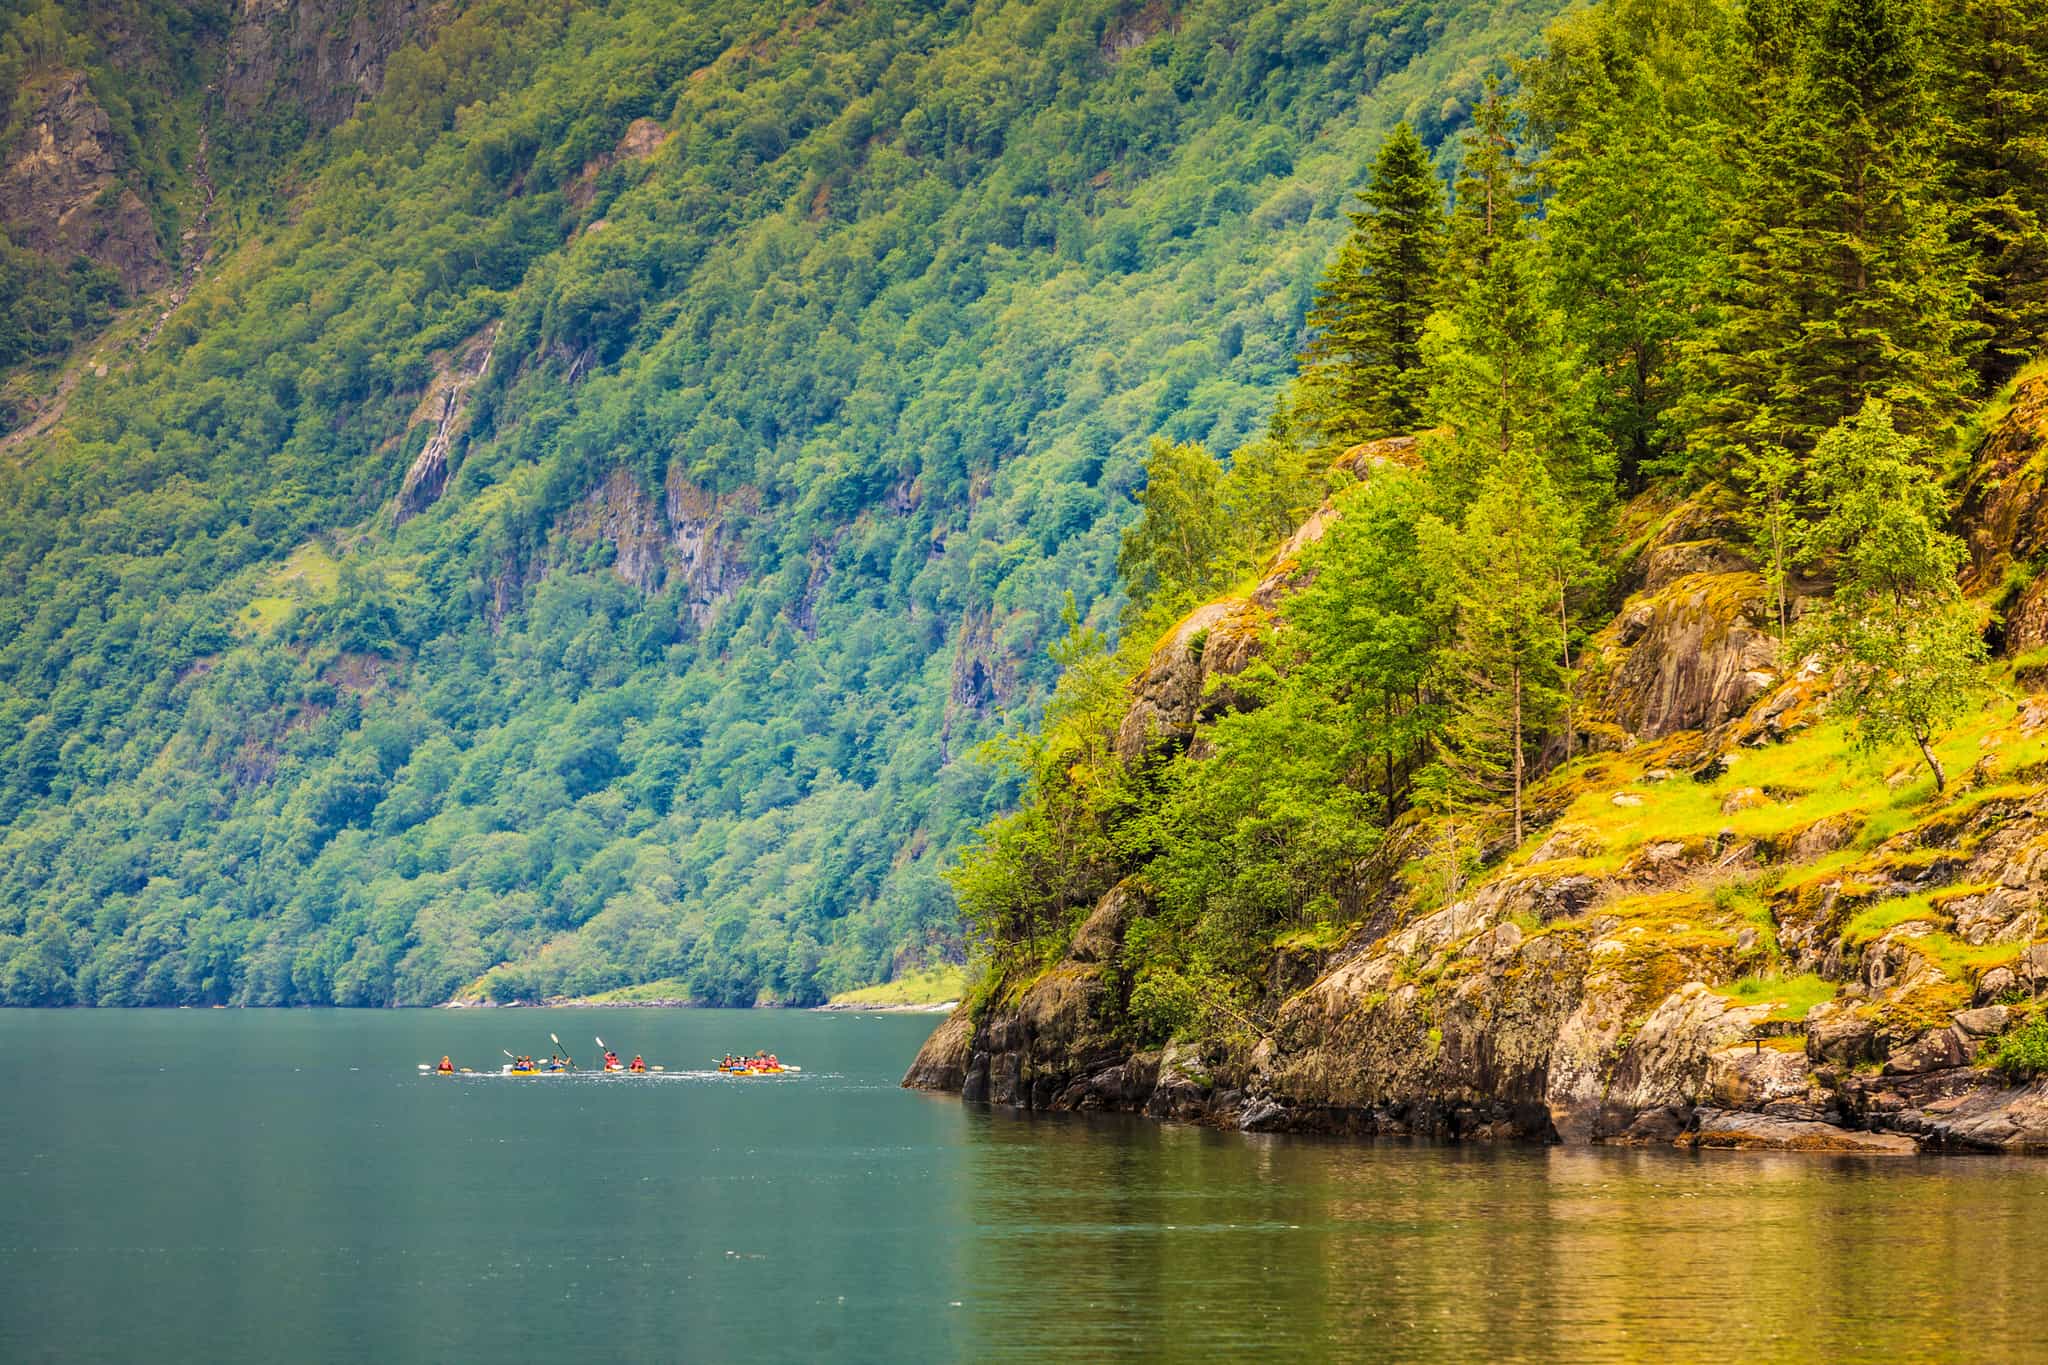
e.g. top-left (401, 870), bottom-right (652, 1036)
top-left (0, 0), bottom-right (1573, 1005)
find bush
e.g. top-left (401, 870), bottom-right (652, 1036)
top-left (1992, 1014), bottom-right (2048, 1081)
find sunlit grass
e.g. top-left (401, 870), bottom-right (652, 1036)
top-left (826, 963), bottom-right (970, 1008)
top-left (1716, 971), bottom-right (1837, 1022)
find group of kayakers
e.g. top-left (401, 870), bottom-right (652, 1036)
top-left (432, 1044), bottom-right (786, 1075)
top-left (433, 1048), bottom-right (648, 1073)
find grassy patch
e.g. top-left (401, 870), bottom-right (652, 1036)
top-left (278, 541), bottom-right (340, 593)
top-left (1716, 972), bottom-right (1836, 1022)
top-left (826, 963), bottom-right (969, 1008)
top-left (236, 596), bottom-right (296, 637)
top-left (1273, 920), bottom-right (1351, 951)
top-left (1841, 893), bottom-right (1942, 947)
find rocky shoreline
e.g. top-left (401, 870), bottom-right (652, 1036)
top-left (903, 389), bottom-right (2048, 1160)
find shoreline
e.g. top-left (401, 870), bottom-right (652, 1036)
top-left (439, 998), bottom-right (961, 1012)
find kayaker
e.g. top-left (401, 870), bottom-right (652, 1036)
top-left (437, 1056), bottom-right (454, 1074)
top-left (629, 1055), bottom-right (646, 1073)
top-left (603, 1049), bottom-right (621, 1071)
top-left (766, 1053), bottom-right (779, 1068)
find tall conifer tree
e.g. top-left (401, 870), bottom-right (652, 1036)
top-left (1934, 0), bottom-right (2048, 384)
top-left (1422, 455), bottom-right (1590, 846)
top-left (1684, 0), bottom-right (1975, 475)
top-left (1422, 238), bottom-right (1611, 518)
top-left (1445, 76), bottom-right (1523, 279)
top-left (1521, 0), bottom-right (1729, 485)
top-left (1298, 122), bottom-right (1448, 448)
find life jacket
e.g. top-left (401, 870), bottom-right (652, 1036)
top-left (437, 1060), bottom-right (453, 1072)
top-left (630, 1057), bottom-right (645, 1071)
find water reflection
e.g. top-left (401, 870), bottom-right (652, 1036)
top-left (960, 1108), bottom-right (2048, 1362)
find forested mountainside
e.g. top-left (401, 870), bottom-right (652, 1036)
top-left (909, 0), bottom-right (2048, 1153)
top-left (0, 0), bottom-right (1585, 1006)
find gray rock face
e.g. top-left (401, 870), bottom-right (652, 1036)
top-left (1114, 601), bottom-right (1267, 764)
top-left (224, 0), bottom-right (449, 131)
top-left (901, 1008), bottom-right (973, 1092)
top-left (0, 74), bottom-right (166, 291)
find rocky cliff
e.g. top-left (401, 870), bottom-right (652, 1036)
top-left (223, 0), bottom-right (455, 131)
top-left (0, 72), bottom-right (166, 293)
top-left (907, 403), bottom-right (2048, 1156)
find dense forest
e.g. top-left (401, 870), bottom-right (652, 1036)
top-left (0, 0), bottom-right (1583, 1005)
top-left (952, 0), bottom-right (2048, 1042)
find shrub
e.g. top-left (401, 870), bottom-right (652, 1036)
top-left (1991, 1014), bottom-right (2048, 1081)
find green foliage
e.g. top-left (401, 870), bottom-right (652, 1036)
top-left (1795, 402), bottom-right (1987, 791)
top-left (0, 0), bottom-right (1583, 1006)
top-left (1518, 0), bottom-right (1728, 483)
top-left (1679, 0), bottom-right (1977, 475)
top-left (1991, 1012), bottom-right (2048, 1080)
top-left (1933, 0), bottom-right (2048, 385)
top-left (1296, 122), bottom-right (1447, 449)
top-left (0, 232), bottom-right (124, 373)
top-left (1421, 452), bottom-right (1592, 841)
top-left (1422, 236), bottom-right (1611, 515)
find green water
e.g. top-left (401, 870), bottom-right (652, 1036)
top-left (2, 1009), bottom-right (2045, 1363)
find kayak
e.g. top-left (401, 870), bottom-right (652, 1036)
top-left (501, 1065), bottom-right (573, 1076)
top-left (718, 1065), bottom-right (798, 1076)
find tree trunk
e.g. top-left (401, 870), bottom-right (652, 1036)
top-left (1511, 663), bottom-right (1524, 845)
top-left (1558, 576), bottom-right (1573, 763)
top-left (1916, 731), bottom-right (1947, 794)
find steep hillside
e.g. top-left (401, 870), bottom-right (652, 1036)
top-left (908, 380), bottom-right (2048, 1152)
top-left (0, 0), bottom-right (1576, 1005)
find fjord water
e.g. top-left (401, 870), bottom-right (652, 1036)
top-left (3, 1010), bottom-right (2046, 1364)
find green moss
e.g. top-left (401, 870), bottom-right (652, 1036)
top-left (1715, 972), bottom-right (1836, 1022)
top-left (1273, 920), bottom-right (1350, 951)
top-left (1841, 893), bottom-right (1942, 947)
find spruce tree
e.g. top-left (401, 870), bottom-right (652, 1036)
top-left (1297, 122), bottom-right (1448, 449)
top-left (1521, 0), bottom-right (1728, 485)
top-left (1934, 0), bottom-right (2048, 384)
top-left (1421, 237), bottom-right (1611, 518)
top-left (1423, 454), bottom-right (1590, 845)
top-left (1445, 76), bottom-right (1523, 280)
top-left (1684, 0), bottom-right (1975, 475)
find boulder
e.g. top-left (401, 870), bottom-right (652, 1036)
top-left (1685, 1108), bottom-right (1919, 1154)
top-left (1113, 600), bottom-right (1268, 764)
top-left (1706, 1042), bottom-right (1812, 1110)
top-left (901, 1007), bottom-right (975, 1091)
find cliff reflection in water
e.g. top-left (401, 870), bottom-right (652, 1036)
top-left (957, 1107), bottom-right (2048, 1361)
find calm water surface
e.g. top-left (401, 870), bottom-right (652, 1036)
top-left (1, 1008), bottom-right (2043, 1363)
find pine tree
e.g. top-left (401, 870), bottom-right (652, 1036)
top-left (1933, 0), bottom-right (2048, 384)
top-left (1520, 0), bottom-right (1729, 485)
top-left (1796, 401), bottom-right (1985, 792)
top-left (1683, 0), bottom-right (1976, 476)
top-left (1445, 76), bottom-right (1524, 281)
top-left (1421, 237), bottom-right (1611, 518)
top-left (1296, 122), bottom-right (1448, 449)
top-left (1422, 454), bottom-right (1590, 845)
